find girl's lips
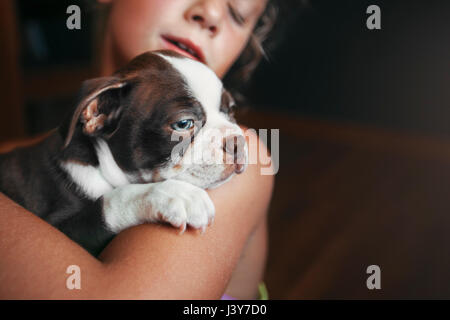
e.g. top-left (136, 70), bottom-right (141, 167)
top-left (161, 35), bottom-right (206, 64)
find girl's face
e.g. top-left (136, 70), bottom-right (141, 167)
top-left (100, 0), bottom-right (268, 78)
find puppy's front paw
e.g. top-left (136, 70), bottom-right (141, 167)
top-left (149, 179), bottom-right (215, 233)
top-left (102, 180), bottom-right (215, 234)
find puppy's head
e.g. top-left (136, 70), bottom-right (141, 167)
top-left (63, 50), bottom-right (247, 189)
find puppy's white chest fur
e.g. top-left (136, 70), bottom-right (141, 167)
top-left (60, 139), bottom-right (131, 200)
top-left (61, 139), bottom-right (216, 233)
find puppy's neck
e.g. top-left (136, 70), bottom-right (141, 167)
top-left (60, 137), bottom-right (131, 200)
top-left (93, 139), bottom-right (130, 188)
top-left (60, 160), bottom-right (114, 200)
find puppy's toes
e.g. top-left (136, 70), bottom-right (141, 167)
top-left (178, 222), bottom-right (187, 235)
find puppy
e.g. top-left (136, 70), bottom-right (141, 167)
top-left (0, 50), bottom-right (248, 256)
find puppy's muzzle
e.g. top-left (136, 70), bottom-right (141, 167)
top-left (223, 134), bottom-right (247, 174)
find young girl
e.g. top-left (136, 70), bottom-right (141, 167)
top-left (0, 0), bottom-right (277, 299)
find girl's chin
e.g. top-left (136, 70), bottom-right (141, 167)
top-left (214, 65), bottom-right (227, 79)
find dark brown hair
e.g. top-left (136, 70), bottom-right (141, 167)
top-left (223, 0), bottom-right (279, 102)
top-left (224, 0), bottom-right (307, 104)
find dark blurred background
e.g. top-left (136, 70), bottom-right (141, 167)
top-left (1, 0), bottom-right (450, 299)
top-left (248, 0), bottom-right (450, 136)
top-left (2, 0), bottom-right (450, 138)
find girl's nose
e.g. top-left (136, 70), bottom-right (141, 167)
top-left (185, 0), bottom-right (225, 36)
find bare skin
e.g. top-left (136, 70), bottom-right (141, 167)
top-left (0, 0), bottom-right (273, 299)
top-left (0, 129), bottom-right (273, 299)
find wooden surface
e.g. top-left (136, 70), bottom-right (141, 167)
top-left (0, 2), bottom-right (93, 141)
top-left (237, 109), bottom-right (450, 299)
top-left (0, 0), bottom-right (25, 139)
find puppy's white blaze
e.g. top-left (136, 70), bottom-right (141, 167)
top-left (157, 52), bottom-right (247, 189)
top-left (60, 161), bottom-right (113, 200)
top-left (94, 139), bottom-right (130, 187)
top-left (157, 53), bottom-right (223, 117)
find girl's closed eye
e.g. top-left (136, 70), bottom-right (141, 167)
top-left (228, 3), bottom-right (246, 26)
top-left (98, 0), bottom-right (272, 79)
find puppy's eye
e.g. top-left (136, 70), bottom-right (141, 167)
top-left (171, 119), bottom-right (194, 131)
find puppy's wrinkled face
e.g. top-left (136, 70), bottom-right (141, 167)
top-left (90, 50), bottom-right (247, 189)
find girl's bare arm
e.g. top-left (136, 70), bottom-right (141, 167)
top-left (0, 130), bottom-right (274, 299)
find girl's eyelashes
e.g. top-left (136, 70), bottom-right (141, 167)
top-left (228, 3), bottom-right (246, 26)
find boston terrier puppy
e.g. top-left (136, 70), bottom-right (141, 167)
top-left (0, 50), bottom-right (248, 256)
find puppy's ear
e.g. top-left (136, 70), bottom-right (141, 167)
top-left (63, 76), bottom-right (129, 148)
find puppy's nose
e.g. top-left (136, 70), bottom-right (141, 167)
top-left (223, 134), bottom-right (247, 174)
